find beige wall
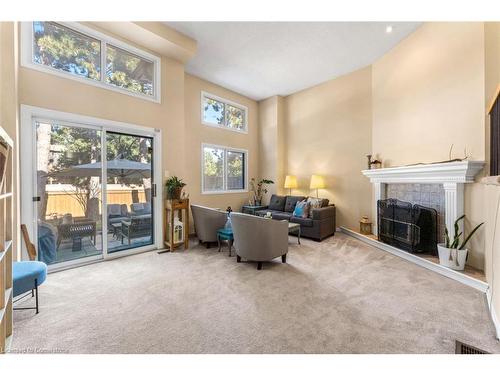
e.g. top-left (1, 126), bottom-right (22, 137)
top-left (183, 74), bottom-right (259, 218)
top-left (258, 95), bottom-right (286, 199)
top-left (283, 66), bottom-right (373, 230)
top-left (372, 23), bottom-right (487, 269)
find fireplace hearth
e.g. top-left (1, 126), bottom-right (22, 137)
top-left (377, 198), bottom-right (438, 255)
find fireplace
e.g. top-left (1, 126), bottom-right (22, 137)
top-left (377, 198), bottom-right (438, 255)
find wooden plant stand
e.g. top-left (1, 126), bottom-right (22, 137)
top-left (159, 199), bottom-right (189, 253)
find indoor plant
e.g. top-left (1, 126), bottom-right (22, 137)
top-left (249, 178), bottom-right (274, 206)
top-left (165, 176), bottom-right (186, 200)
top-left (437, 215), bottom-right (484, 271)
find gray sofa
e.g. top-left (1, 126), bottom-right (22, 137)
top-left (191, 204), bottom-right (228, 248)
top-left (255, 195), bottom-right (336, 241)
top-left (231, 212), bottom-right (288, 270)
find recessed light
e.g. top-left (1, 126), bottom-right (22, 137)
top-left (386, 25), bottom-right (393, 33)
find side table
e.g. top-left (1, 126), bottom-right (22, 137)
top-left (217, 228), bottom-right (234, 257)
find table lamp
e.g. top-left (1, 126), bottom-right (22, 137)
top-left (310, 175), bottom-right (325, 198)
top-left (284, 175), bottom-right (298, 195)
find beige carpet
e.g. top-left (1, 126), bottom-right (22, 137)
top-left (10, 233), bottom-right (500, 354)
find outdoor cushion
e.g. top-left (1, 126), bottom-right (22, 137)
top-left (284, 196), bottom-right (305, 213)
top-left (290, 216), bottom-right (314, 227)
top-left (268, 195), bottom-right (286, 211)
top-left (131, 202), bottom-right (152, 215)
top-left (13, 261), bottom-right (47, 297)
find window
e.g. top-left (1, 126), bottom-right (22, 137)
top-left (202, 144), bottom-right (247, 193)
top-left (22, 22), bottom-right (161, 102)
top-left (201, 92), bottom-right (248, 133)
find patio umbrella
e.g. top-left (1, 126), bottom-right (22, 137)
top-left (49, 157), bottom-right (151, 179)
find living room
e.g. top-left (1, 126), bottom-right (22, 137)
top-left (1, 0), bottom-right (500, 372)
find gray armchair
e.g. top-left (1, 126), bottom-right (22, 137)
top-left (191, 204), bottom-right (227, 248)
top-left (231, 213), bottom-right (289, 270)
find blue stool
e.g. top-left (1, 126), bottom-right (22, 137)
top-left (217, 228), bottom-right (234, 257)
top-left (13, 261), bottom-right (47, 314)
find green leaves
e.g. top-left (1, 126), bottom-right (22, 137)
top-left (444, 214), bottom-right (484, 250)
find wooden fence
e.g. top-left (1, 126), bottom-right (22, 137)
top-left (45, 189), bottom-right (147, 219)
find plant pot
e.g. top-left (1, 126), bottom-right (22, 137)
top-left (167, 187), bottom-right (183, 200)
top-left (437, 243), bottom-right (468, 271)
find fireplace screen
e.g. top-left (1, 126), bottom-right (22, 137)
top-left (378, 198), bottom-right (438, 255)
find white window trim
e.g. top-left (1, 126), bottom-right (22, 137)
top-left (20, 22), bottom-right (161, 103)
top-left (201, 91), bottom-right (248, 134)
top-left (201, 143), bottom-right (249, 194)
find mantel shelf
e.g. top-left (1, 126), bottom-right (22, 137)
top-left (362, 160), bottom-right (485, 184)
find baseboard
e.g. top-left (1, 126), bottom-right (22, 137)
top-left (486, 289), bottom-right (500, 340)
top-left (340, 226), bottom-right (489, 293)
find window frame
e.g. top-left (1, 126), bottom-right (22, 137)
top-left (201, 143), bottom-right (248, 194)
top-left (201, 91), bottom-right (248, 134)
top-left (21, 22), bottom-right (161, 103)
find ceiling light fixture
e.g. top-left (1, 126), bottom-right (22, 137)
top-left (386, 25), bottom-right (393, 33)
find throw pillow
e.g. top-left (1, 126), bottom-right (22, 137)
top-left (293, 200), bottom-right (310, 218)
top-left (307, 197), bottom-right (323, 210)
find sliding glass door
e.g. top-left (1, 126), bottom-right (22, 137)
top-left (35, 121), bottom-right (103, 265)
top-left (28, 112), bottom-right (159, 269)
top-left (106, 131), bottom-right (154, 253)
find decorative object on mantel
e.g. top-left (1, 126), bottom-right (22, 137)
top-left (249, 178), bottom-right (274, 206)
top-left (309, 175), bottom-right (325, 198)
top-left (405, 144), bottom-right (471, 167)
top-left (359, 216), bottom-right (372, 235)
top-left (366, 154), bottom-right (382, 169)
top-left (437, 215), bottom-right (484, 271)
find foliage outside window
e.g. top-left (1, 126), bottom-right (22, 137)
top-left (202, 144), bottom-right (247, 193)
top-left (202, 92), bottom-right (247, 132)
top-left (28, 22), bottom-right (159, 101)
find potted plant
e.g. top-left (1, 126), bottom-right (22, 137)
top-left (165, 176), bottom-right (186, 200)
top-left (437, 215), bottom-right (484, 271)
top-left (249, 178), bottom-right (274, 206)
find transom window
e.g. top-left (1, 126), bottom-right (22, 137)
top-left (202, 144), bottom-right (247, 193)
top-left (201, 92), bottom-right (248, 133)
top-left (22, 22), bottom-right (160, 102)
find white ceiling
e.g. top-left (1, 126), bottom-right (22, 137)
top-left (165, 22), bottom-right (422, 101)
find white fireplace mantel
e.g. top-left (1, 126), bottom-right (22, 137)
top-left (362, 161), bottom-right (485, 235)
top-left (362, 160), bottom-right (485, 184)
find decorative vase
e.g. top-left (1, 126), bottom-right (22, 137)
top-left (437, 243), bottom-right (468, 271)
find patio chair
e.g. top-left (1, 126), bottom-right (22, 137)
top-left (130, 202), bottom-right (152, 216)
top-left (121, 216), bottom-right (152, 245)
top-left (107, 204), bottom-right (129, 230)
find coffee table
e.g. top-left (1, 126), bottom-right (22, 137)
top-left (288, 222), bottom-right (301, 244)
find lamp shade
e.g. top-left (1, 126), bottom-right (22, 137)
top-left (310, 175), bottom-right (325, 189)
top-left (284, 175), bottom-right (298, 189)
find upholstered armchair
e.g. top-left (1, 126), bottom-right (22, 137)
top-left (191, 205), bottom-right (227, 248)
top-left (230, 213), bottom-right (289, 270)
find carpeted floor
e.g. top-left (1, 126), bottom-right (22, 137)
top-left (10, 233), bottom-right (500, 354)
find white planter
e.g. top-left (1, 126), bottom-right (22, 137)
top-left (437, 243), bottom-right (468, 271)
